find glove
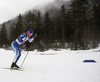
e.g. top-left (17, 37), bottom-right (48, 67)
top-left (32, 33), bottom-right (37, 38)
top-left (34, 33), bottom-right (37, 38)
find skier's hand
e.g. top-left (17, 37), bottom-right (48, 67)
top-left (34, 33), bottom-right (37, 38)
top-left (33, 33), bottom-right (37, 38)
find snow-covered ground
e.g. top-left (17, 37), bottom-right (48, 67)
top-left (0, 48), bottom-right (100, 82)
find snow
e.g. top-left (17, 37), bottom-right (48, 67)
top-left (0, 48), bottom-right (100, 82)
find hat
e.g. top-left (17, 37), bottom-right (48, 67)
top-left (26, 29), bottom-right (33, 35)
top-left (28, 29), bottom-right (33, 34)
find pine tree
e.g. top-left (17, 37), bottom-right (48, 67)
top-left (11, 14), bottom-right (24, 41)
top-left (24, 11), bottom-right (36, 31)
top-left (0, 23), bottom-right (9, 47)
top-left (69, 0), bottom-right (89, 50)
top-left (93, 4), bottom-right (100, 42)
top-left (43, 12), bottom-right (54, 50)
top-left (35, 11), bottom-right (42, 38)
top-left (65, 8), bottom-right (74, 43)
top-left (35, 11), bottom-right (43, 50)
top-left (60, 5), bottom-right (66, 43)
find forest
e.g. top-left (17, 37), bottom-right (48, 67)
top-left (0, 0), bottom-right (100, 51)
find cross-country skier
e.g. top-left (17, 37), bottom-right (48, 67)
top-left (11, 29), bottom-right (36, 69)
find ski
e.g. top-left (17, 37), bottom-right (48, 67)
top-left (1, 67), bottom-right (24, 71)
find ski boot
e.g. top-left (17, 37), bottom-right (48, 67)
top-left (11, 62), bottom-right (20, 69)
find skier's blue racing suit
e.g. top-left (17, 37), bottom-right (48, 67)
top-left (11, 33), bottom-right (34, 63)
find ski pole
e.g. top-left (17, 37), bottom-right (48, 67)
top-left (20, 42), bottom-right (33, 68)
top-left (20, 34), bottom-right (37, 68)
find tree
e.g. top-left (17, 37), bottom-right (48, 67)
top-left (60, 5), bottom-right (66, 43)
top-left (34, 11), bottom-right (43, 50)
top-left (24, 11), bottom-right (36, 31)
top-left (11, 14), bottom-right (24, 42)
top-left (35, 11), bottom-right (42, 38)
top-left (93, 4), bottom-right (100, 42)
top-left (60, 5), bottom-right (74, 47)
top-left (43, 12), bottom-right (54, 50)
top-left (0, 23), bottom-right (9, 47)
top-left (69, 0), bottom-right (89, 50)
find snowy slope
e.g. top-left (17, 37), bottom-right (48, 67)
top-left (0, 48), bottom-right (100, 82)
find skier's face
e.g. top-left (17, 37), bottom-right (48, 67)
top-left (27, 33), bottom-right (32, 37)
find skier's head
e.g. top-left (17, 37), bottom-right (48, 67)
top-left (26, 29), bottom-right (33, 37)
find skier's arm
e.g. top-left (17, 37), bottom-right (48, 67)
top-left (28, 33), bottom-right (37, 43)
top-left (28, 37), bottom-right (34, 43)
top-left (27, 33), bottom-right (37, 43)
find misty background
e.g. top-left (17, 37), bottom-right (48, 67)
top-left (0, 0), bottom-right (100, 51)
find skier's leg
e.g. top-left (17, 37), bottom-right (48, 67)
top-left (15, 48), bottom-right (21, 64)
top-left (11, 41), bottom-right (21, 68)
top-left (13, 48), bottom-right (21, 64)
